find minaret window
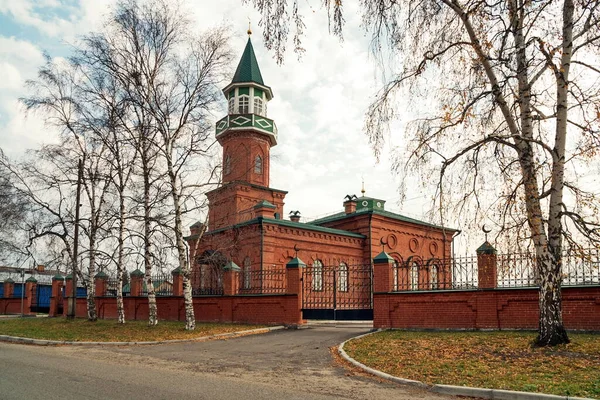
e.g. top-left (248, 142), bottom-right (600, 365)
top-left (254, 155), bottom-right (262, 174)
top-left (228, 97), bottom-right (235, 114)
top-left (224, 155), bottom-right (231, 175)
top-left (254, 98), bottom-right (264, 116)
top-left (238, 95), bottom-right (249, 114)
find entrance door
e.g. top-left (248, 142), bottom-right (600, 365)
top-left (302, 263), bottom-right (372, 320)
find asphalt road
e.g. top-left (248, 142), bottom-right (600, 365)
top-left (0, 324), bottom-right (457, 400)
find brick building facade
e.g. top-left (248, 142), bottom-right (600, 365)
top-left (185, 35), bottom-right (459, 318)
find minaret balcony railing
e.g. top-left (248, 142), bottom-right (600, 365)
top-left (215, 114), bottom-right (278, 141)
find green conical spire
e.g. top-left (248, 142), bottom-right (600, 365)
top-left (231, 38), bottom-right (264, 85)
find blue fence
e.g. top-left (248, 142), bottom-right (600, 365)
top-left (13, 283), bottom-right (23, 298)
top-left (61, 286), bottom-right (88, 298)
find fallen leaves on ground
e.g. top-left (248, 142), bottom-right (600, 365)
top-left (0, 318), bottom-right (266, 342)
top-left (344, 331), bottom-right (600, 398)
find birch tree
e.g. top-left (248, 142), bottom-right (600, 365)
top-left (80, 0), bottom-right (230, 328)
top-left (245, 0), bottom-right (600, 346)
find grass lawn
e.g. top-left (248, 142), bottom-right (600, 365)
top-left (0, 317), bottom-right (266, 342)
top-left (344, 330), bottom-right (600, 398)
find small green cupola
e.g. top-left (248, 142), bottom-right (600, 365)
top-left (216, 34), bottom-right (277, 146)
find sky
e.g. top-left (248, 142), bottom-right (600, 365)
top-left (0, 0), bottom-right (473, 251)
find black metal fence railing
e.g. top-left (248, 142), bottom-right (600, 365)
top-left (239, 266), bottom-right (287, 294)
top-left (498, 248), bottom-right (600, 288)
top-left (392, 256), bottom-right (478, 292)
top-left (104, 278), bottom-right (121, 297)
top-left (497, 252), bottom-right (537, 288)
top-left (191, 267), bottom-right (223, 296)
top-left (139, 273), bottom-right (173, 296)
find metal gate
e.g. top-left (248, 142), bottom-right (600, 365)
top-left (31, 284), bottom-right (52, 313)
top-left (302, 263), bottom-right (373, 320)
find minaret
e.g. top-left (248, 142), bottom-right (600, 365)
top-left (215, 31), bottom-right (276, 187)
top-left (206, 32), bottom-right (286, 230)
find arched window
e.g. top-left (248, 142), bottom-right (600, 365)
top-left (338, 262), bottom-right (348, 292)
top-left (243, 256), bottom-right (251, 290)
top-left (429, 261), bottom-right (439, 290)
top-left (393, 260), bottom-right (399, 291)
top-left (238, 95), bottom-right (249, 114)
top-left (254, 97), bottom-right (264, 115)
top-left (228, 97), bottom-right (235, 114)
top-left (410, 261), bottom-right (419, 290)
top-left (312, 259), bottom-right (323, 291)
top-left (224, 155), bottom-right (231, 175)
top-left (254, 155), bottom-right (263, 174)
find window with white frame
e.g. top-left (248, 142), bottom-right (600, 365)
top-left (243, 256), bottom-right (251, 289)
top-left (312, 260), bottom-right (323, 291)
top-left (410, 261), bottom-right (419, 290)
top-left (254, 155), bottom-right (262, 174)
top-left (338, 262), bottom-right (348, 292)
top-left (238, 95), bottom-right (249, 114)
top-left (430, 263), bottom-right (438, 290)
top-left (254, 97), bottom-right (264, 116)
top-left (393, 260), bottom-right (399, 291)
top-left (228, 97), bottom-right (235, 114)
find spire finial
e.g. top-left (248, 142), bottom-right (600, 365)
top-left (361, 178), bottom-right (366, 197)
top-left (247, 17), bottom-right (252, 36)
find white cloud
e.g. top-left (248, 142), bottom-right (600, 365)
top-left (0, 0), bottom-right (428, 222)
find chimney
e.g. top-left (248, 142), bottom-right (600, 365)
top-left (289, 211), bottom-right (301, 223)
top-left (343, 195), bottom-right (357, 214)
top-left (36, 265), bottom-right (45, 272)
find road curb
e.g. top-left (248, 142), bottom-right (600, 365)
top-left (0, 325), bottom-right (285, 346)
top-left (337, 331), bottom-right (596, 400)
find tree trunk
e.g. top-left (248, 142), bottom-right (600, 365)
top-left (142, 136), bottom-right (158, 326)
top-left (165, 144), bottom-right (195, 330)
top-left (116, 191), bottom-right (126, 324)
top-left (536, 254), bottom-right (569, 346)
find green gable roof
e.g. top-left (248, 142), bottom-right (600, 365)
top-left (232, 38), bottom-right (264, 85)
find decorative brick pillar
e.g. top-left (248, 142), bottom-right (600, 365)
top-left (130, 269), bottom-right (144, 296)
top-left (95, 271), bottom-right (108, 297)
top-left (171, 267), bottom-right (183, 296)
top-left (223, 260), bottom-right (241, 295)
top-left (3, 278), bottom-right (14, 298)
top-left (49, 274), bottom-right (64, 317)
top-left (373, 251), bottom-right (394, 293)
top-left (286, 257), bottom-right (306, 324)
top-left (254, 201), bottom-right (276, 218)
top-left (25, 276), bottom-right (37, 313)
top-left (476, 241), bottom-right (498, 289)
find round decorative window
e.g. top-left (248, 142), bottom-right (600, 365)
top-left (408, 238), bottom-right (419, 253)
top-left (376, 201), bottom-right (382, 207)
top-left (362, 201), bottom-right (368, 207)
top-left (429, 241), bottom-right (439, 256)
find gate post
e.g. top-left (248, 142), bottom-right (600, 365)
top-left (49, 274), bottom-right (64, 317)
top-left (476, 241), bottom-right (497, 289)
top-left (373, 251), bottom-right (394, 329)
top-left (95, 271), bottom-right (108, 297)
top-left (25, 276), bottom-right (37, 314)
top-left (223, 260), bottom-right (241, 295)
top-left (286, 257), bottom-right (306, 324)
top-left (171, 267), bottom-right (183, 296)
top-left (3, 278), bottom-right (14, 298)
top-left (129, 269), bottom-right (144, 296)
top-left (373, 251), bottom-right (394, 293)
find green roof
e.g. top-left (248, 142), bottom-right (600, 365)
top-left (476, 241), bottom-right (497, 255)
top-left (232, 38), bottom-right (264, 85)
top-left (185, 217), bottom-right (366, 241)
top-left (309, 208), bottom-right (457, 232)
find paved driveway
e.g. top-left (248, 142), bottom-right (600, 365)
top-left (78, 323), bottom-right (458, 399)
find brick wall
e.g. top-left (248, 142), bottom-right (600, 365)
top-left (68, 294), bottom-right (302, 325)
top-left (374, 286), bottom-right (600, 331)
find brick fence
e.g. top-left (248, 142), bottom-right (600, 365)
top-left (372, 243), bottom-right (600, 331)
